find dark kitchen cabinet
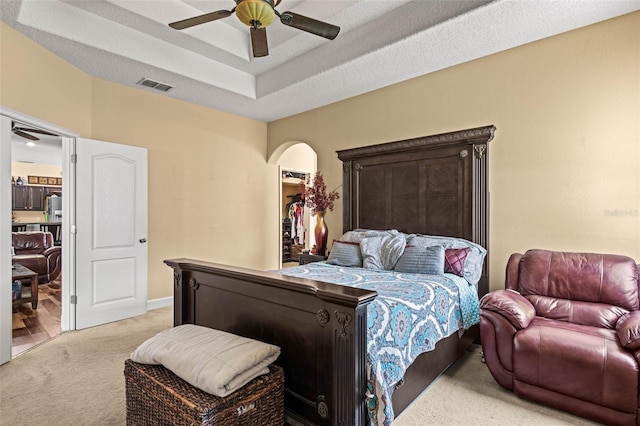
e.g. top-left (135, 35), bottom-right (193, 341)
top-left (12, 186), bottom-right (29, 210)
top-left (12, 185), bottom-right (45, 211)
top-left (30, 187), bottom-right (45, 210)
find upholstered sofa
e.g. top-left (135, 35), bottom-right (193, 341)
top-left (480, 249), bottom-right (640, 425)
top-left (12, 231), bottom-right (62, 284)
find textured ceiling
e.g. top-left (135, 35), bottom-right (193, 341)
top-left (2, 0), bottom-right (640, 122)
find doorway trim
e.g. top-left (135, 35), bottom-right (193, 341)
top-left (270, 142), bottom-right (317, 268)
top-left (0, 106), bottom-right (77, 364)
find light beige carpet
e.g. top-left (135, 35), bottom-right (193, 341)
top-left (0, 307), bottom-right (597, 425)
top-left (0, 307), bottom-right (173, 426)
top-left (393, 345), bottom-right (598, 426)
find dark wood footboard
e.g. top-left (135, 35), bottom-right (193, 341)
top-left (165, 258), bottom-right (377, 425)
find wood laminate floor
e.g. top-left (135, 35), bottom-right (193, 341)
top-left (11, 280), bottom-right (61, 357)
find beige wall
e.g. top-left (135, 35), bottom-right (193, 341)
top-left (268, 12), bottom-right (640, 291)
top-left (89, 80), bottom-right (272, 298)
top-left (277, 143), bottom-right (316, 172)
top-left (11, 162), bottom-right (62, 183)
top-left (1, 22), bottom-right (274, 301)
top-left (0, 24), bottom-right (92, 137)
top-left (3, 11), bottom-right (639, 299)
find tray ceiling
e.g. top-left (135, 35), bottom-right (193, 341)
top-left (2, 0), bottom-right (639, 122)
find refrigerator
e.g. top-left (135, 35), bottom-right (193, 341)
top-left (47, 195), bottom-right (62, 222)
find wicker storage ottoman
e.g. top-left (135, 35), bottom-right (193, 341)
top-left (124, 359), bottom-right (284, 425)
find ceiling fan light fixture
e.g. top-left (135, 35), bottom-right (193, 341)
top-left (236, 0), bottom-right (277, 28)
top-left (168, 0), bottom-right (338, 59)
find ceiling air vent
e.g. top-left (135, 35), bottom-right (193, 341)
top-left (136, 78), bottom-right (172, 92)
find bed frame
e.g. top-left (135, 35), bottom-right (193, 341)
top-left (165, 125), bottom-right (495, 425)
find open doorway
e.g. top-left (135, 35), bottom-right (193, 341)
top-left (281, 170), bottom-right (308, 267)
top-left (1, 110), bottom-right (76, 365)
top-left (3, 109), bottom-right (148, 365)
top-left (10, 120), bottom-right (63, 356)
top-left (275, 143), bottom-right (317, 268)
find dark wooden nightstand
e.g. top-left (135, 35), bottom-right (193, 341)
top-left (298, 253), bottom-right (328, 265)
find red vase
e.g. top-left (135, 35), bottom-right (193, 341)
top-left (314, 211), bottom-right (328, 256)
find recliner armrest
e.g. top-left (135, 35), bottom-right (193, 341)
top-left (480, 289), bottom-right (536, 330)
top-left (616, 310), bottom-right (640, 351)
top-left (43, 246), bottom-right (61, 258)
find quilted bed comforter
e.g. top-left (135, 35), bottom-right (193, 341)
top-left (278, 261), bottom-right (480, 425)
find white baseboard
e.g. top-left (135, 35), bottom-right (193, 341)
top-left (147, 296), bottom-right (173, 310)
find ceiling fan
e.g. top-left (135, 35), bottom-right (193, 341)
top-left (169, 0), bottom-right (340, 58)
top-left (12, 124), bottom-right (57, 141)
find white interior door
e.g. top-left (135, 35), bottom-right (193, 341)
top-left (0, 116), bottom-right (13, 364)
top-left (75, 138), bottom-right (147, 329)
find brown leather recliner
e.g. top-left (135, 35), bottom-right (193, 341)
top-left (480, 249), bottom-right (640, 426)
top-left (12, 231), bottom-right (62, 283)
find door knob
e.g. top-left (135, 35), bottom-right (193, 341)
top-left (139, 238), bottom-right (147, 243)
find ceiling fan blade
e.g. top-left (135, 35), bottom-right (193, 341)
top-left (169, 10), bottom-right (233, 30)
top-left (14, 130), bottom-right (39, 141)
top-left (250, 27), bottom-right (269, 58)
top-left (279, 12), bottom-right (340, 40)
top-left (13, 127), bottom-right (57, 137)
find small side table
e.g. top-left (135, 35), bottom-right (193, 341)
top-left (299, 254), bottom-right (328, 265)
top-left (12, 263), bottom-right (39, 309)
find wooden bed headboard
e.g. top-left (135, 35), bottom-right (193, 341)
top-left (165, 125), bottom-right (495, 425)
top-left (337, 125), bottom-right (495, 297)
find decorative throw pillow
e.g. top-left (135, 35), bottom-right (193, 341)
top-left (394, 245), bottom-right (445, 275)
top-left (358, 232), bottom-right (406, 270)
top-left (380, 233), bottom-right (406, 269)
top-left (339, 230), bottom-right (370, 244)
top-left (326, 240), bottom-right (362, 267)
top-left (340, 229), bottom-right (397, 244)
top-left (444, 247), bottom-right (470, 277)
top-left (360, 236), bottom-right (385, 270)
top-left (406, 234), bottom-right (486, 284)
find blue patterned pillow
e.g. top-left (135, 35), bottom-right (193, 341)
top-left (326, 240), bottom-right (363, 267)
top-left (394, 245), bottom-right (445, 275)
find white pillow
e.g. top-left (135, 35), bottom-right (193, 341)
top-left (358, 233), bottom-right (406, 270)
top-left (342, 229), bottom-right (406, 270)
top-left (130, 325), bottom-right (280, 397)
top-left (360, 236), bottom-right (385, 269)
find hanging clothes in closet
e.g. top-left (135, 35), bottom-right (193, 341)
top-left (285, 194), bottom-right (305, 245)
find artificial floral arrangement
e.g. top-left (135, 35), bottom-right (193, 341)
top-left (298, 171), bottom-right (340, 215)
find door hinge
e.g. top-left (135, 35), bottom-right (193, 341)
top-left (70, 295), bottom-right (77, 304)
top-left (71, 154), bottom-right (77, 164)
top-left (71, 224), bottom-right (77, 234)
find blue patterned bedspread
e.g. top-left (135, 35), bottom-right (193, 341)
top-left (278, 262), bottom-right (480, 425)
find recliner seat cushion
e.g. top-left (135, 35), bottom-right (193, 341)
top-left (514, 318), bottom-right (639, 414)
